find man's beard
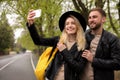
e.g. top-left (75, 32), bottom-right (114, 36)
top-left (90, 23), bottom-right (101, 30)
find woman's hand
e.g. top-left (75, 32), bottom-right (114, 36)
top-left (27, 9), bottom-right (35, 25)
top-left (57, 42), bottom-right (66, 52)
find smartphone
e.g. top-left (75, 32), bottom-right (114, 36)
top-left (32, 9), bottom-right (41, 18)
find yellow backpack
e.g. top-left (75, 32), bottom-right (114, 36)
top-left (35, 47), bottom-right (58, 80)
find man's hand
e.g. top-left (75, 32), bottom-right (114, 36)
top-left (82, 50), bottom-right (94, 62)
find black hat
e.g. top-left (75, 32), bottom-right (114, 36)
top-left (59, 11), bottom-right (86, 31)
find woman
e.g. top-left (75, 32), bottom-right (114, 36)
top-left (27, 11), bottom-right (87, 80)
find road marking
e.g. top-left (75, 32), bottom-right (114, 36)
top-left (30, 53), bottom-right (36, 71)
top-left (0, 53), bottom-right (36, 71)
top-left (0, 59), bottom-right (16, 71)
top-left (0, 54), bottom-right (26, 71)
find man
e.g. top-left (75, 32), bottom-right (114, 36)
top-left (82, 8), bottom-right (120, 80)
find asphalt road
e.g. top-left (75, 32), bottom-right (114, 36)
top-left (0, 52), bottom-right (38, 80)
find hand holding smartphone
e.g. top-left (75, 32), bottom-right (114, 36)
top-left (32, 9), bottom-right (41, 18)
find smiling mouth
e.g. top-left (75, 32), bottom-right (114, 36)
top-left (90, 23), bottom-right (96, 26)
top-left (67, 28), bottom-right (74, 30)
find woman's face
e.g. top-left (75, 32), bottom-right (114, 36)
top-left (64, 17), bottom-right (77, 35)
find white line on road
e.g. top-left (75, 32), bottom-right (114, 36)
top-left (0, 54), bottom-right (27, 71)
top-left (0, 53), bottom-right (36, 72)
top-left (30, 53), bottom-right (36, 71)
top-left (0, 59), bottom-right (16, 71)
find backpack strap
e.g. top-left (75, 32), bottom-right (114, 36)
top-left (48, 37), bottom-right (59, 61)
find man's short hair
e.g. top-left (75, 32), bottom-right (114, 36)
top-left (89, 8), bottom-right (106, 17)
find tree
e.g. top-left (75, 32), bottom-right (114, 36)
top-left (3, 0), bottom-right (63, 51)
top-left (17, 31), bottom-right (37, 51)
top-left (0, 12), bottom-right (14, 55)
top-left (72, 0), bottom-right (120, 37)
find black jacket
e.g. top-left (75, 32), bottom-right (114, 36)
top-left (85, 29), bottom-right (120, 80)
top-left (27, 23), bottom-right (87, 80)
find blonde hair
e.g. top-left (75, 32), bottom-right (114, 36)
top-left (59, 15), bottom-right (86, 51)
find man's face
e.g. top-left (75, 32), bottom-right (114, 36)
top-left (88, 11), bottom-right (106, 30)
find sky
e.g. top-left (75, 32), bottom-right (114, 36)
top-left (6, 14), bottom-right (24, 40)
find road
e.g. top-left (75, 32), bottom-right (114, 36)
top-left (0, 52), bottom-right (39, 80)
